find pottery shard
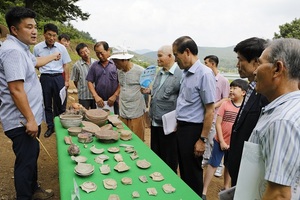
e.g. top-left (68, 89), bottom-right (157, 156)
top-left (101, 124), bottom-right (113, 131)
top-left (107, 115), bottom-right (123, 127)
top-left (94, 130), bottom-right (119, 142)
top-left (103, 178), bottom-right (117, 190)
top-left (64, 136), bottom-right (72, 145)
top-left (67, 143), bottom-right (80, 156)
top-left (132, 191), bottom-right (140, 198)
top-left (121, 177), bottom-right (132, 185)
top-left (147, 188), bottom-right (158, 196)
top-left (108, 194), bottom-right (120, 200)
top-left (114, 154), bottom-right (123, 162)
top-left (139, 175), bottom-right (148, 183)
top-left (119, 129), bottom-right (132, 141)
top-left (81, 121), bottom-right (101, 134)
top-left (162, 184), bottom-right (176, 193)
top-left (114, 162), bottom-right (130, 172)
top-left (150, 172), bottom-right (164, 181)
top-left (80, 181), bottom-right (97, 193)
top-left (99, 164), bottom-right (111, 174)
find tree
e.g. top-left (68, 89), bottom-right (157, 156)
top-left (274, 18), bottom-right (300, 39)
top-left (0, 0), bottom-right (90, 23)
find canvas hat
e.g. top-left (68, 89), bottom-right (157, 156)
top-left (0, 24), bottom-right (9, 38)
top-left (109, 46), bottom-right (134, 60)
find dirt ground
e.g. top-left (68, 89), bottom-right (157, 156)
top-left (0, 90), bottom-right (224, 200)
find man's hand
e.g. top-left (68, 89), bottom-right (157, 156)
top-left (141, 88), bottom-right (151, 94)
top-left (194, 139), bottom-right (205, 157)
top-left (107, 95), bottom-right (117, 107)
top-left (95, 95), bottom-right (104, 108)
top-left (53, 52), bottom-right (61, 61)
top-left (24, 120), bottom-right (39, 138)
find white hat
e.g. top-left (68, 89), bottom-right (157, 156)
top-left (109, 46), bottom-right (134, 60)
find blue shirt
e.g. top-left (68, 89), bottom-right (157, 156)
top-left (0, 35), bottom-right (44, 131)
top-left (249, 91), bottom-right (300, 199)
top-left (176, 60), bottom-right (216, 123)
top-left (33, 41), bottom-right (71, 74)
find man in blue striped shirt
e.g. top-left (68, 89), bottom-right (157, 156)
top-left (249, 38), bottom-right (300, 200)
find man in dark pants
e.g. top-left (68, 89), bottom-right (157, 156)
top-left (172, 36), bottom-right (216, 198)
top-left (227, 37), bottom-right (268, 186)
top-left (0, 7), bottom-right (60, 199)
top-left (34, 23), bottom-right (71, 137)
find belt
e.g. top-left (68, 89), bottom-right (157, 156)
top-left (177, 120), bottom-right (202, 126)
top-left (41, 73), bottom-right (62, 77)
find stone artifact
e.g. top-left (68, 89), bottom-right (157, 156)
top-left (90, 145), bottom-right (104, 154)
top-left (114, 154), bottom-right (123, 162)
top-left (146, 188), bottom-right (158, 196)
top-left (95, 130), bottom-right (119, 143)
top-left (80, 181), bottom-right (97, 193)
top-left (114, 162), bottom-right (130, 172)
top-left (132, 191), bottom-right (140, 198)
top-left (107, 147), bottom-right (120, 153)
top-left (103, 178), bottom-right (117, 190)
top-left (150, 172), bottom-right (164, 181)
top-left (67, 143), bottom-right (80, 156)
top-left (67, 126), bottom-right (82, 136)
top-left (74, 163), bottom-right (94, 177)
top-left (136, 159), bottom-right (151, 169)
top-left (71, 155), bottom-right (87, 163)
top-left (81, 120), bottom-right (101, 135)
top-left (121, 177), bottom-right (132, 185)
top-left (99, 164), bottom-right (111, 175)
top-left (139, 175), bottom-right (148, 183)
top-left (94, 154), bottom-right (109, 164)
top-left (162, 184), bottom-right (176, 194)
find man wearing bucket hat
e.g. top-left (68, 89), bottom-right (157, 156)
top-left (110, 46), bottom-right (146, 141)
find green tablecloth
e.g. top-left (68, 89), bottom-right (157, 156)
top-left (54, 117), bottom-right (201, 200)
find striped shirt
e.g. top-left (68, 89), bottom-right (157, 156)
top-left (249, 91), bottom-right (300, 199)
top-left (71, 58), bottom-right (97, 100)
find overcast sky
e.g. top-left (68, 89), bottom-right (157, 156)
top-left (71, 0), bottom-right (300, 51)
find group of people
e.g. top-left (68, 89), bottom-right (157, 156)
top-left (0, 6), bottom-right (299, 200)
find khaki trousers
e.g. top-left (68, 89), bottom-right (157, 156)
top-left (119, 115), bottom-right (145, 141)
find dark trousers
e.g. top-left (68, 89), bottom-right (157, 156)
top-left (5, 126), bottom-right (41, 200)
top-left (40, 74), bottom-right (66, 129)
top-left (176, 121), bottom-right (203, 197)
top-left (150, 126), bottom-right (178, 173)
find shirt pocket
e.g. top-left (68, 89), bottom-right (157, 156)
top-left (109, 71), bottom-right (118, 81)
top-left (183, 87), bottom-right (196, 103)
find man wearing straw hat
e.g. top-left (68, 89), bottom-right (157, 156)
top-left (110, 46), bottom-right (146, 141)
top-left (0, 7), bottom-right (60, 199)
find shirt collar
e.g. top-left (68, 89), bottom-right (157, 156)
top-left (7, 34), bottom-right (30, 51)
top-left (160, 62), bottom-right (177, 75)
top-left (186, 59), bottom-right (201, 74)
top-left (262, 90), bottom-right (300, 113)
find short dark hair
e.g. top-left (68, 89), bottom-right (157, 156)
top-left (234, 37), bottom-right (267, 63)
top-left (44, 23), bottom-right (58, 34)
top-left (173, 36), bottom-right (198, 55)
top-left (58, 33), bottom-right (70, 41)
top-left (204, 55), bottom-right (219, 66)
top-left (76, 43), bottom-right (88, 55)
top-left (230, 79), bottom-right (248, 91)
top-left (5, 7), bottom-right (36, 33)
top-left (94, 41), bottom-right (109, 51)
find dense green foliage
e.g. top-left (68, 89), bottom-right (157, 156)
top-left (274, 18), bottom-right (300, 39)
top-left (0, 0), bottom-right (89, 23)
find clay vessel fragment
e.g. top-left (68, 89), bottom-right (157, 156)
top-left (162, 184), bottom-right (176, 193)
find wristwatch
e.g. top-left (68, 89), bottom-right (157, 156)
top-left (200, 136), bottom-right (207, 143)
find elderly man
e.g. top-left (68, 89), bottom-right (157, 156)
top-left (249, 38), bottom-right (300, 200)
top-left (86, 41), bottom-right (120, 114)
top-left (142, 45), bottom-right (182, 173)
top-left (172, 36), bottom-right (216, 197)
top-left (110, 46), bottom-right (146, 140)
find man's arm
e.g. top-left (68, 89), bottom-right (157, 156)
top-left (8, 80), bottom-right (38, 138)
top-left (63, 63), bottom-right (70, 88)
top-left (35, 52), bottom-right (61, 68)
top-left (107, 84), bottom-right (120, 107)
top-left (88, 81), bottom-right (104, 108)
top-left (194, 102), bottom-right (214, 156)
top-left (263, 181), bottom-right (291, 200)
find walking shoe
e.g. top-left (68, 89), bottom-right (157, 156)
top-left (214, 164), bottom-right (224, 177)
top-left (32, 186), bottom-right (54, 200)
top-left (44, 128), bottom-right (54, 138)
top-left (202, 194), bottom-right (207, 200)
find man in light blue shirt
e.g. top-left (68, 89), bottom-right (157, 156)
top-left (33, 23), bottom-right (71, 137)
top-left (0, 7), bottom-right (60, 199)
top-left (172, 36), bottom-right (216, 198)
top-left (248, 38), bottom-right (300, 200)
